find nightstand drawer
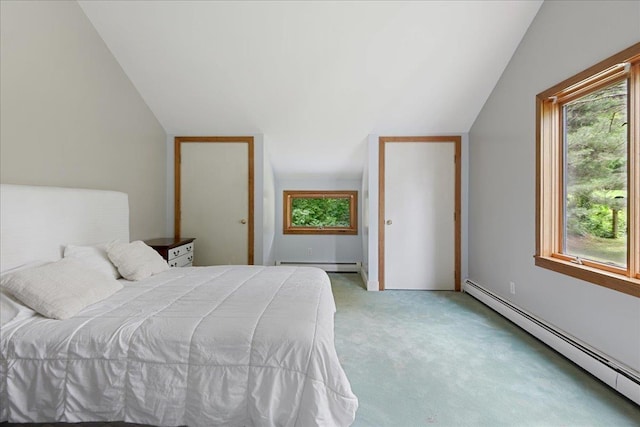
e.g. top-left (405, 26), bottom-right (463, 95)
top-left (168, 242), bottom-right (194, 261)
top-left (169, 252), bottom-right (194, 268)
top-left (145, 237), bottom-right (196, 267)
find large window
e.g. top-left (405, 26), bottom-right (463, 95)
top-left (536, 43), bottom-right (640, 297)
top-left (283, 190), bottom-right (358, 235)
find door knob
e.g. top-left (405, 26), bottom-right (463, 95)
top-left (386, 219), bottom-right (392, 225)
top-left (240, 219), bottom-right (247, 224)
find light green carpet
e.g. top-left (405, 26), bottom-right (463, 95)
top-left (329, 273), bottom-right (640, 427)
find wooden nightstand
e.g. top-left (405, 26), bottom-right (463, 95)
top-left (145, 237), bottom-right (195, 267)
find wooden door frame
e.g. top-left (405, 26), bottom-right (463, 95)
top-left (174, 136), bottom-right (254, 265)
top-left (378, 136), bottom-right (461, 291)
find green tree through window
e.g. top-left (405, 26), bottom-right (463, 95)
top-left (564, 80), bottom-right (627, 267)
top-left (283, 191), bottom-right (358, 235)
top-left (291, 197), bottom-right (351, 227)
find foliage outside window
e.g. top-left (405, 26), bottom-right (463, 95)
top-left (564, 81), bottom-right (627, 267)
top-left (536, 43), bottom-right (640, 297)
top-left (283, 191), bottom-right (358, 235)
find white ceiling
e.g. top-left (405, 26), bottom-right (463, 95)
top-left (78, 0), bottom-right (542, 179)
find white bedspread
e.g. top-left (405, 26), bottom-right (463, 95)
top-left (0, 266), bottom-right (358, 426)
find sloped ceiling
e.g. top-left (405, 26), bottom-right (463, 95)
top-left (79, 0), bottom-right (542, 179)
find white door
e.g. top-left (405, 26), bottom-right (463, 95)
top-left (384, 142), bottom-right (455, 290)
top-left (179, 141), bottom-right (251, 266)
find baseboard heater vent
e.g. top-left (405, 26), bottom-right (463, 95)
top-left (464, 279), bottom-right (640, 405)
top-left (276, 261), bottom-right (361, 273)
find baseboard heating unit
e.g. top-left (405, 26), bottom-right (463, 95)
top-left (276, 261), bottom-right (361, 273)
top-left (464, 279), bottom-right (640, 405)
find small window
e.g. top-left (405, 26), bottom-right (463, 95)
top-left (536, 43), bottom-right (640, 297)
top-left (283, 190), bottom-right (358, 235)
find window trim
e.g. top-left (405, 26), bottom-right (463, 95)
top-left (535, 42), bottom-right (640, 298)
top-left (283, 190), bottom-right (358, 235)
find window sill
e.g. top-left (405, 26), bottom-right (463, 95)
top-left (535, 255), bottom-right (640, 298)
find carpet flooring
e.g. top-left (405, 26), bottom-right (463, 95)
top-left (330, 273), bottom-right (640, 426)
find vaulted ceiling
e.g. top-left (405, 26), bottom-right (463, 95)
top-left (79, 1), bottom-right (542, 179)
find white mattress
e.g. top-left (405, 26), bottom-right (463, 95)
top-left (0, 265), bottom-right (358, 426)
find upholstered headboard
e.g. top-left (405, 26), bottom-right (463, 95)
top-left (0, 184), bottom-right (129, 273)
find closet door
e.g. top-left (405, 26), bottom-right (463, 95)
top-left (175, 137), bottom-right (254, 266)
top-left (379, 136), bottom-right (461, 291)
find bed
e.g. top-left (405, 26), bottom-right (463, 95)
top-left (0, 184), bottom-right (358, 426)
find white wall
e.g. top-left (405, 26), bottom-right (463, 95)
top-left (0, 0), bottom-right (167, 241)
top-left (252, 135), bottom-right (266, 265)
top-left (274, 178), bottom-right (363, 264)
top-left (262, 138), bottom-right (276, 266)
top-left (468, 0), bottom-right (640, 372)
top-left (461, 133), bottom-right (470, 285)
top-left (365, 134), bottom-right (469, 291)
top-left (360, 144), bottom-right (370, 281)
top-left (365, 135), bottom-right (380, 291)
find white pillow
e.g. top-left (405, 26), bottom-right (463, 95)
top-left (0, 258), bottom-right (123, 320)
top-left (64, 243), bottom-right (121, 279)
top-left (107, 240), bottom-right (169, 281)
top-left (0, 290), bottom-right (36, 326)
